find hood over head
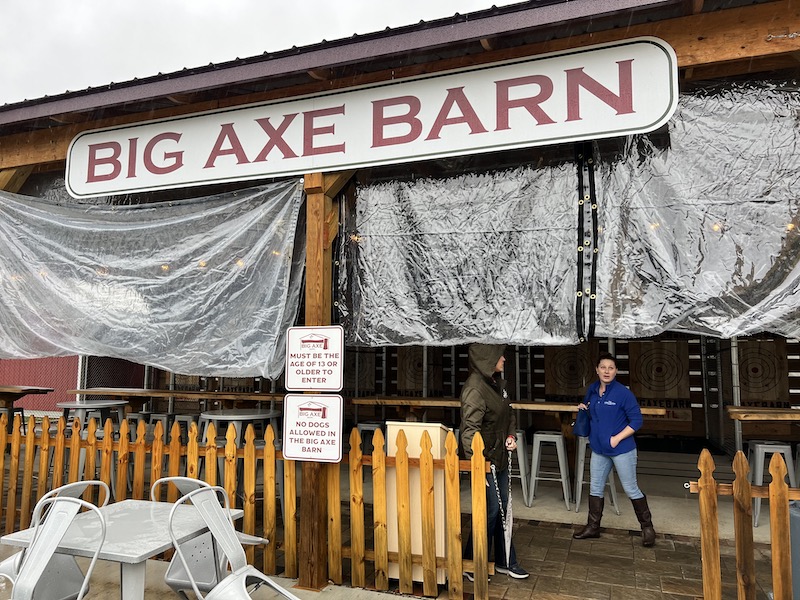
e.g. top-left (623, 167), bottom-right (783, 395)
top-left (468, 343), bottom-right (506, 379)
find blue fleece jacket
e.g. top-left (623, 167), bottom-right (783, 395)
top-left (584, 379), bottom-right (643, 457)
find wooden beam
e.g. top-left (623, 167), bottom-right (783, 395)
top-left (322, 170), bottom-right (355, 199)
top-left (297, 169), bottom-right (353, 591)
top-left (307, 68), bottom-right (333, 81)
top-left (686, 0), bottom-right (705, 15)
top-left (325, 203), bottom-right (339, 251)
top-left (682, 53), bottom-right (800, 80)
top-left (0, 166), bottom-right (33, 193)
top-left (0, 1), bottom-right (797, 171)
top-left (165, 94), bottom-right (196, 105)
top-left (49, 113), bottom-right (91, 125)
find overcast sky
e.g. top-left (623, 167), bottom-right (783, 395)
top-left (0, 0), bottom-right (521, 105)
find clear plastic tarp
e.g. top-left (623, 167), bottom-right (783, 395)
top-left (340, 166), bottom-right (579, 346)
top-left (0, 179), bottom-right (305, 378)
top-left (595, 80), bottom-right (800, 339)
top-left (340, 79), bottom-right (800, 346)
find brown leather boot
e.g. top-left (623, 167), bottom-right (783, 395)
top-left (573, 495), bottom-right (603, 539)
top-left (631, 495), bottom-right (656, 547)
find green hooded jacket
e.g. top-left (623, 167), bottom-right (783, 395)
top-left (459, 343), bottom-right (516, 471)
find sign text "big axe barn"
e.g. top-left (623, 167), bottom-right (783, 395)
top-left (66, 37), bottom-right (677, 198)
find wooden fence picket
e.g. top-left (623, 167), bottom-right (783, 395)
top-left (444, 432), bottom-right (463, 600)
top-left (697, 449), bottom-right (721, 600)
top-left (395, 429), bottom-right (413, 594)
top-left (470, 434), bottom-right (489, 600)
top-left (769, 453), bottom-right (792, 599)
top-left (6, 418), bottom-right (23, 534)
top-left (731, 451), bottom-right (755, 599)
top-left (372, 428), bottom-right (389, 591)
top-left (283, 455), bottom-right (298, 578)
top-left (327, 459), bottom-right (343, 584)
top-left (419, 431), bottom-right (437, 597)
top-left (349, 427), bottom-right (366, 588)
top-left (243, 425), bottom-right (257, 564)
top-left (35, 417), bottom-right (52, 501)
top-left (19, 420), bottom-right (36, 529)
top-left (262, 423), bottom-right (277, 574)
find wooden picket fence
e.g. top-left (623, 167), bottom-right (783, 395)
top-left (0, 414), bottom-right (492, 600)
top-left (689, 448), bottom-right (800, 600)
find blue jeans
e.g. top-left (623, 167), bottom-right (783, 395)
top-left (589, 448), bottom-right (644, 500)
top-left (464, 469), bottom-right (518, 568)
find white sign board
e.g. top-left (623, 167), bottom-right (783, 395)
top-left (66, 37), bottom-right (678, 198)
top-left (282, 393), bottom-right (343, 462)
top-left (285, 325), bottom-right (344, 391)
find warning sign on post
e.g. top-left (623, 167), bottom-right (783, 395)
top-left (282, 394), bottom-right (343, 463)
top-left (285, 325), bottom-right (344, 392)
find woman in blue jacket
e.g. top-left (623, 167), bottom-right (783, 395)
top-left (572, 352), bottom-right (656, 547)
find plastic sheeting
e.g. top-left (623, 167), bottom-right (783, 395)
top-left (596, 80), bottom-right (800, 339)
top-left (340, 166), bottom-right (578, 346)
top-left (0, 179), bottom-right (305, 378)
top-left (340, 79), bottom-right (800, 346)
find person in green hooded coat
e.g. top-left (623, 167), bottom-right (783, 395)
top-left (460, 343), bottom-right (529, 580)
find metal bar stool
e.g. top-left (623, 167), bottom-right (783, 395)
top-left (527, 431), bottom-right (571, 510)
top-left (5, 407), bottom-right (26, 435)
top-left (573, 436), bottom-right (620, 515)
top-left (795, 444), bottom-right (800, 490)
top-left (748, 440), bottom-right (798, 527)
top-left (512, 429), bottom-right (530, 507)
top-left (356, 422), bottom-right (383, 454)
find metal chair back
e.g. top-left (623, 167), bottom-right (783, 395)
top-left (11, 497), bottom-right (105, 600)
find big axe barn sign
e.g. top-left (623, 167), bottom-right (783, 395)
top-left (66, 37), bottom-right (678, 198)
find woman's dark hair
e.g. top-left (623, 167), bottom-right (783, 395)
top-left (596, 352), bottom-right (617, 367)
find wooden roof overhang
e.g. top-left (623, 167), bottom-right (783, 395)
top-left (0, 0), bottom-right (797, 180)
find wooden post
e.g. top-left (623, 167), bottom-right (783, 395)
top-left (299, 171), bottom-right (353, 590)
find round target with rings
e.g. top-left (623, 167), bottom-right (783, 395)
top-left (547, 348), bottom-right (593, 394)
top-left (632, 348), bottom-right (684, 394)
top-left (397, 347), bottom-right (425, 391)
top-left (738, 347), bottom-right (779, 395)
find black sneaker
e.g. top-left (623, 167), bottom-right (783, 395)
top-left (463, 571), bottom-right (490, 583)
top-left (495, 564), bottom-right (529, 579)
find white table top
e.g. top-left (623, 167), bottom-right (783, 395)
top-left (57, 400), bottom-right (130, 409)
top-left (200, 408), bottom-right (280, 421)
top-left (1, 499), bottom-right (242, 564)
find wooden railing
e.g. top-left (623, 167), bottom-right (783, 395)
top-left (0, 414), bottom-right (491, 600)
top-left (688, 449), bottom-right (800, 600)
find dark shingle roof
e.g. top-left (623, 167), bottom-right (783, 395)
top-left (0, 0), bottom-right (772, 135)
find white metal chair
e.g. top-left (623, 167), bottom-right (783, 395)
top-left (152, 477), bottom-right (267, 600)
top-left (167, 485), bottom-right (301, 600)
top-left (10, 495), bottom-right (106, 600)
top-left (0, 481), bottom-right (109, 600)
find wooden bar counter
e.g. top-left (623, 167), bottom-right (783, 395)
top-left (68, 387), bottom-right (283, 413)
